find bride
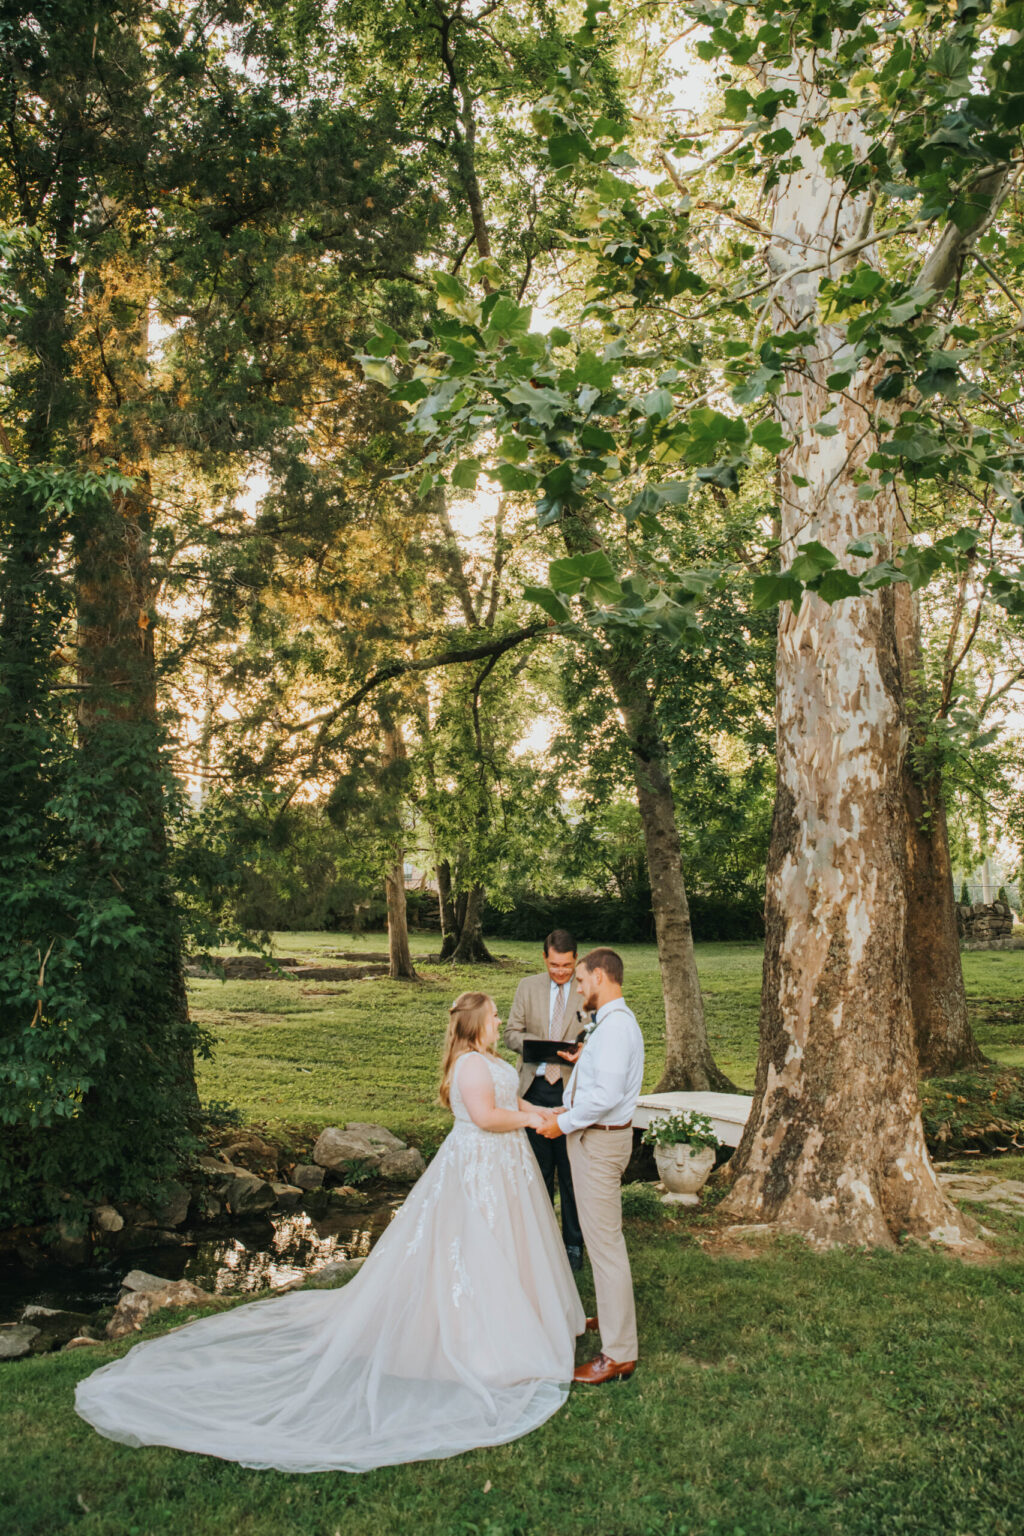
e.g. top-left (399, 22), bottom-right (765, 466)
top-left (75, 992), bottom-right (586, 1472)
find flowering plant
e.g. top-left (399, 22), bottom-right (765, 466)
top-left (579, 1013), bottom-right (599, 1042)
top-left (641, 1109), bottom-right (719, 1152)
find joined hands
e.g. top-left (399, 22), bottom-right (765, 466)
top-left (533, 1107), bottom-right (564, 1140)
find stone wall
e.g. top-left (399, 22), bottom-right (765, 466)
top-left (956, 900), bottom-right (1017, 949)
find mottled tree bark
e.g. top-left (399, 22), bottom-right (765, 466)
top-left (721, 64), bottom-right (971, 1247)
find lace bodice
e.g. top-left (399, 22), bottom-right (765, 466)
top-left (450, 1051), bottom-right (520, 1121)
top-left (396, 1050), bottom-right (535, 1254)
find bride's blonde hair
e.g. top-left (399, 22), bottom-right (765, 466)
top-left (439, 992), bottom-right (496, 1108)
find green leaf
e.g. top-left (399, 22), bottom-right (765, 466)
top-left (695, 463), bottom-right (740, 491)
top-left (643, 387), bottom-right (673, 421)
top-left (576, 351), bottom-right (617, 389)
top-left (504, 382), bottom-right (570, 426)
top-left (356, 356), bottom-right (397, 388)
top-left (846, 534), bottom-right (882, 557)
top-left (751, 420), bottom-right (792, 455)
top-left (549, 550), bottom-right (618, 593)
top-left (492, 463), bottom-right (537, 493)
top-left (789, 541), bottom-right (838, 581)
top-left (548, 131), bottom-right (591, 167)
top-left (587, 572), bottom-right (623, 604)
top-left (517, 332), bottom-right (547, 361)
top-left (451, 458), bottom-right (481, 489)
top-left (392, 378), bottom-right (428, 404)
top-left (752, 572), bottom-right (804, 610)
top-left (685, 407), bottom-right (747, 463)
top-left (723, 88), bottom-right (754, 121)
top-left (814, 568), bottom-right (862, 603)
top-left (732, 365), bottom-right (779, 404)
top-left (813, 422), bottom-right (839, 437)
top-left (434, 272), bottom-right (467, 302)
top-left (486, 296), bottom-right (531, 336)
top-left (364, 325), bottom-right (405, 360)
top-left (499, 434), bottom-right (530, 463)
top-left (580, 425), bottom-right (617, 451)
top-left (523, 585), bottom-right (571, 622)
top-left (593, 116), bottom-right (629, 142)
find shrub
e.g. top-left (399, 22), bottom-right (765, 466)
top-left (620, 1181), bottom-right (670, 1220)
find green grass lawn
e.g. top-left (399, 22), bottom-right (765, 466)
top-left (189, 935), bottom-right (767, 1150)
top-left (190, 934), bottom-right (1024, 1153)
top-left (4, 936), bottom-right (1024, 1536)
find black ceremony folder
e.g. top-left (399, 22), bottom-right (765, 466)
top-left (522, 1034), bottom-right (585, 1064)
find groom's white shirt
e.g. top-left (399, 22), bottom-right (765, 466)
top-left (556, 999), bottom-right (644, 1135)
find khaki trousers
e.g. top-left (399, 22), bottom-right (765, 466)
top-left (567, 1126), bottom-right (637, 1363)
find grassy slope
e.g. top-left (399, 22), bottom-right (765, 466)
top-left (191, 935), bottom-right (1024, 1150)
top-left (189, 937), bottom-right (765, 1150)
top-left (4, 938), bottom-right (1024, 1536)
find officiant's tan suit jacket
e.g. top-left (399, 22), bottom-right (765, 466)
top-left (503, 972), bottom-right (584, 1098)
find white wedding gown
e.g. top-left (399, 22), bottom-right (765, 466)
top-left (75, 1052), bottom-right (585, 1472)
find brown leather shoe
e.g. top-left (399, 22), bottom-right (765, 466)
top-left (573, 1353), bottom-right (636, 1385)
top-left (585, 1315), bottom-right (599, 1332)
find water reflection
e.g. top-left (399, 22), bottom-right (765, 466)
top-left (183, 1208), bottom-right (397, 1296)
top-left (0, 1201), bottom-right (399, 1324)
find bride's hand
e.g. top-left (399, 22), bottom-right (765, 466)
top-left (524, 1109), bottom-right (551, 1132)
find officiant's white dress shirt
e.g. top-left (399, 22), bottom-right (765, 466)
top-left (533, 979), bottom-right (571, 1078)
top-left (556, 999), bottom-right (644, 1135)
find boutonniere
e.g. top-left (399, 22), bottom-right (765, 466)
top-left (580, 1013), bottom-right (600, 1042)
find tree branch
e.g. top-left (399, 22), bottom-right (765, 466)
top-left (281, 622), bottom-right (550, 737)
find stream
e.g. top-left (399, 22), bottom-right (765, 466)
top-left (0, 1201), bottom-right (399, 1327)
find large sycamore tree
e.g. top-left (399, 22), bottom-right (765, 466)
top-left (707, 0), bottom-right (1022, 1245)
top-left (376, 0), bottom-right (1024, 1244)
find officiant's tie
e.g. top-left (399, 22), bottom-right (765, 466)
top-left (546, 985), bottom-right (566, 1084)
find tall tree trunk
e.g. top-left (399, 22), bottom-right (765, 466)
top-left (437, 858), bottom-right (459, 960)
top-left (384, 856), bottom-right (418, 980)
top-left (76, 474), bottom-right (199, 1115)
top-left (720, 63), bottom-right (969, 1246)
top-left (604, 658), bottom-right (735, 1093)
top-left (382, 725), bottom-right (418, 980)
top-left (449, 883), bottom-right (493, 964)
top-left (896, 590), bottom-right (985, 1075)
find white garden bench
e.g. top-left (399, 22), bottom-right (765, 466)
top-left (632, 1092), bottom-right (753, 1148)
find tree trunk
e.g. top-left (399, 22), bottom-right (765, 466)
top-left (384, 856), bottom-right (418, 980)
top-left (437, 859), bottom-right (459, 960)
top-left (720, 62), bottom-right (970, 1247)
top-left (604, 658), bottom-right (735, 1093)
top-left (895, 591), bottom-right (985, 1075)
top-left (76, 476), bottom-right (200, 1116)
top-left (449, 883), bottom-right (493, 965)
top-left (381, 725), bottom-right (418, 980)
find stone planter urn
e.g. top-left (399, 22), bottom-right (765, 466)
top-left (654, 1143), bottom-right (716, 1207)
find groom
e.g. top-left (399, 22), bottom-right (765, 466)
top-left (537, 947), bottom-right (644, 1385)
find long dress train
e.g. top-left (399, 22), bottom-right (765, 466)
top-left (75, 1052), bottom-right (585, 1472)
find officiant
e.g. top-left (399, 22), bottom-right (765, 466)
top-left (503, 928), bottom-right (585, 1271)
